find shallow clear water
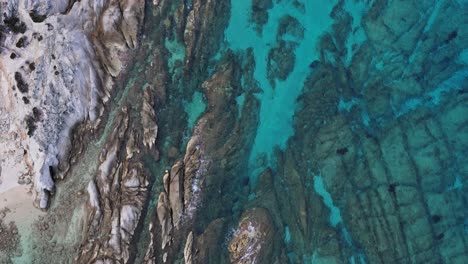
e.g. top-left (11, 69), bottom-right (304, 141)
top-left (226, 0), bottom-right (338, 182)
top-left (145, 0), bottom-right (468, 262)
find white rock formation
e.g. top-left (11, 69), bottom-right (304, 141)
top-left (0, 0), bottom-right (144, 208)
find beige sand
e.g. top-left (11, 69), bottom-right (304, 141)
top-left (0, 185), bottom-right (43, 229)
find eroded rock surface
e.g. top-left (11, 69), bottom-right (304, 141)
top-left (0, 0), bottom-right (145, 209)
top-left (144, 49), bottom-right (261, 263)
top-left (77, 107), bottom-right (149, 263)
top-left (155, 133), bottom-right (203, 251)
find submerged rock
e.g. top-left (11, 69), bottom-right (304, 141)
top-left (251, 0), bottom-right (273, 33)
top-left (266, 40), bottom-right (297, 87)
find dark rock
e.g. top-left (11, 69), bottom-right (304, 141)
top-left (25, 115), bottom-right (37, 136)
top-left (32, 107), bottom-right (43, 120)
top-left (193, 218), bottom-right (227, 263)
top-left (309, 60), bottom-right (320, 68)
top-left (32, 32), bottom-right (44, 42)
top-left (435, 233), bottom-right (445, 240)
top-left (29, 11), bottom-right (47, 23)
top-left (14, 72), bottom-right (28, 93)
top-left (336, 147), bottom-right (348, 155)
top-left (251, 0), bottom-right (273, 32)
top-left (3, 14), bottom-right (27, 34)
top-left (277, 15), bottom-right (304, 40)
top-left (444, 30), bottom-right (457, 44)
top-left (266, 40), bottom-right (296, 86)
top-left (15, 36), bottom-right (27, 48)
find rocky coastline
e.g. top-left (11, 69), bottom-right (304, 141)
top-left (0, 0), bottom-right (467, 263)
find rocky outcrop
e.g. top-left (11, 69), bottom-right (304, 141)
top-left (141, 86), bottom-right (158, 149)
top-left (183, 0), bottom-right (230, 78)
top-left (0, 0), bottom-right (145, 209)
top-left (143, 48), bottom-right (262, 263)
top-left (7, 0), bottom-right (468, 263)
top-left (77, 107), bottom-right (149, 263)
top-left (155, 132), bottom-right (204, 253)
top-left (228, 208), bottom-right (274, 264)
top-left (157, 186), bottom-right (171, 249)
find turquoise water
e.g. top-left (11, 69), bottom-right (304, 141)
top-left (313, 175), bottom-right (343, 228)
top-left (215, 0), bottom-right (467, 263)
top-left (226, 0), bottom-right (337, 183)
top-left (140, 0), bottom-right (468, 263)
top-left (184, 91), bottom-right (207, 130)
top-left (165, 37), bottom-right (186, 75)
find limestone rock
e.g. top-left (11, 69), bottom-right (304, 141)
top-left (182, 135), bottom-right (202, 212)
top-left (152, 131), bottom-right (205, 261)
